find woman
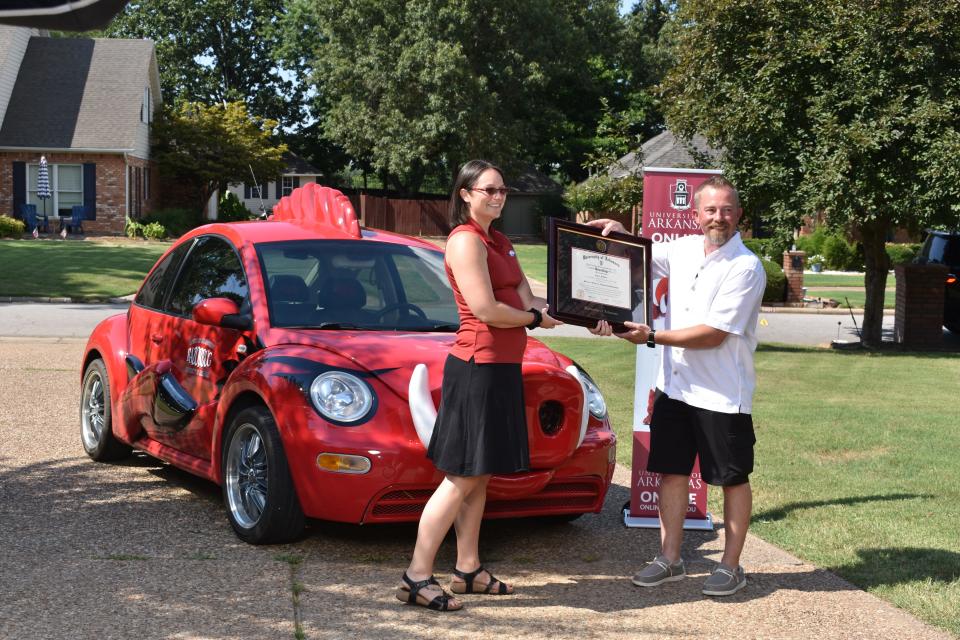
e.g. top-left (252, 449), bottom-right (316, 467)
top-left (396, 160), bottom-right (561, 612)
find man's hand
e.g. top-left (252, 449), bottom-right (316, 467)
top-left (614, 321), bottom-right (652, 345)
top-left (590, 319), bottom-right (651, 344)
top-left (583, 218), bottom-right (627, 236)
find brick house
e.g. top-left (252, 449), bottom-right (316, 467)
top-left (0, 26), bottom-right (161, 235)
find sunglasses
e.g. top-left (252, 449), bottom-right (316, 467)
top-left (468, 187), bottom-right (511, 197)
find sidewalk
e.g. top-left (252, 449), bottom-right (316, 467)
top-left (0, 339), bottom-right (954, 640)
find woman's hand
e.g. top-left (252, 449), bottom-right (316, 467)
top-left (538, 308), bottom-right (563, 329)
top-left (584, 218), bottom-right (627, 236)
top-left (589, 320), bottom-right (613, 336)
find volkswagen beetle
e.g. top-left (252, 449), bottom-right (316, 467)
top-left (80, 184), bottom-right (616, 544)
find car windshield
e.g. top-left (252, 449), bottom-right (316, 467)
top-left (256, 240), bottom-right (460, 331)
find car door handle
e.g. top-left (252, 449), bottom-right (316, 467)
top-left (151, 333), bottom-right (164, 344)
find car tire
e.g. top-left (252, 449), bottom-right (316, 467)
top-left (222, 406), bottom-right (305, 544)
top-left (80, 358), bottom-right (131, 461)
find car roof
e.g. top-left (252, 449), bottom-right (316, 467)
top-left (925, 229), bottom-right (960, 238)
top-left (178, 220), bottom-right (443, 252)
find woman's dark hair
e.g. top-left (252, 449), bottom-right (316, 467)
top-left (448, 159), bottom-right (504, 230)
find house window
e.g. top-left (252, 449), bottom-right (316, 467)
top-left (282, 176), bottom-right (295, 197)
top-left (26, 163), bottom-right (83, 217)
top-left (142, 86), bottom-right (151, 123)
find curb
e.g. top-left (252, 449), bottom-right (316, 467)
top-left (0, 296), bottom-right (132, 304)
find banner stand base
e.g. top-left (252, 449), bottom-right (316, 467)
top-left (623, 509), bottom-right (714, 531)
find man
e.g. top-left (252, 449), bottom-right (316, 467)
top-left (588, 176), bottom-right (765, 596)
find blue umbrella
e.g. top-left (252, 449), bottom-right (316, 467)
top-left (37, 155), bottom-right (51, 228)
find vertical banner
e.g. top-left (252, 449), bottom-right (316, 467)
top-left (624, 167), bottom-right (722, 530)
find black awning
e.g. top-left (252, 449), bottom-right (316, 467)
top-left (0, 0), bottom-right (129, 31)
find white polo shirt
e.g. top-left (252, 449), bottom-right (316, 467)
top-left (653, 233), bottom-right (765, 414)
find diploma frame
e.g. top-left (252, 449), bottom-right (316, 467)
top-left (546, 218), bottom-right (652, 331)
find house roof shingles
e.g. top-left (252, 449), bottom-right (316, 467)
top-left (0, 36), bottom-right (153, 151)
top-left (608, 130), bottom-right (721, 178)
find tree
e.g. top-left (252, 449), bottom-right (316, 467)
top-left (152, 101), bottom-right (286, 211)
top-left (279, 0), bottom-right (623, 192)
top-left (105, 0), bottom-right (306, 129)
top-left (662, 0), bottom-right (960, 346)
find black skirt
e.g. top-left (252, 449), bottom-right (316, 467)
top-left (426, 355), bottom-right (530, 477)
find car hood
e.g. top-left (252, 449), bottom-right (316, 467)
top-left (262, 329), bottom-right (565, 399)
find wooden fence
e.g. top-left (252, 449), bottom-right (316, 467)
top-left (356, 194), bottom-right (449, 236)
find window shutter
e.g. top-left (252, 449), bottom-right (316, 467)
top-left (12, 162), bottom-right (25, 218)
top-left (293, 176), bottom-right (300, 188)
top-left (83, 163), bottom-right (96, 219)
top-left (244, 183), bottom-right (251, 199)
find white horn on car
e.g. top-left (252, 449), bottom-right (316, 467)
top-left (408, 363), bottom-right (437, 448)
top-left (565, 365), bottom-right (590, 449)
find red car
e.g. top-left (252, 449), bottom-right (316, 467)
top-left (80, 184), bottom-right (616, 544)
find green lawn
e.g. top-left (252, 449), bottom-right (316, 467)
top-left (804, 288), bottom-right (895, 309)
top-left (0, 239), bottom-right (169, 299)
top-left (539, 336), bottom-right (960, 637)
top-left (513, 243), bottom-right (548, 285)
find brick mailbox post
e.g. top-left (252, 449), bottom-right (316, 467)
top-left (783, 251), bottom-right (806, 303)
top-left (894, 263), bottom-right (948, 349)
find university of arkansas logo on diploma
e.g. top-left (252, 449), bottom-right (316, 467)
top-left (625, 167), bottom-right (722, 530)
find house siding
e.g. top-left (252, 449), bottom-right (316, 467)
top-left (0, 151), bottom-right (145, 235)
top-left (227, 176), bottom-right (318, 217)
top-left (0, 26), bottom-right (34, 126)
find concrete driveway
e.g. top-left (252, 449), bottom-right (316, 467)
top-left (0, 338), bottom-right (951, 640)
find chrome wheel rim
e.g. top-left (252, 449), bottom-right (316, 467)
top-left (81, 370), bottom-right (106, 451)
top-left (225, 424), bottom-right (268, 529)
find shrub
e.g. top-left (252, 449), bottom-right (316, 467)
top-left (796, 227), bottom-right (828, 256)
top-left (218, 191), bottom-right (253, 222)
top-left (142, 221), bottom-right (167, 239)
top-left (760, 258), bottom-right (786, 303)
top-left (822, 234), bottom-right (863, 271)
top-left (143, 208), bottom-right (202, 237)
top-left (0, 215), bottom-right (26, 238)
top-left (886, 242), bottom-right (921, 266)
top-left (125, 217), bottom-right (144, 238)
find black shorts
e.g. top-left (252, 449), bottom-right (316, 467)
top-left (647, 391), bottom-right (755, 487)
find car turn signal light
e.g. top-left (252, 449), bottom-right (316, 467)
top-left (947, 275), bottom-right (957, 285)
top-left (316, 453), bottom-right (371, 474)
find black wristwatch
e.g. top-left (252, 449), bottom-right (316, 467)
top-left (526, 307), bottom-right (542, 329)
top-left (646, 329), bottom-right (656, 348)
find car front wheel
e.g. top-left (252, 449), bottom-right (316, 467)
top-left (80, 358), bottom-right (131, 461)
top-left (222, 406), bottom-right (305, 544)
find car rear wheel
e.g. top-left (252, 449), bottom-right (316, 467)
top-left (222, 406), bottom-right (305, 544)
top-left (80, 359), bottom-right (131, 461)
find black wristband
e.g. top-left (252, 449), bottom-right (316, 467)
top-left (646, 328), bottom-right (656, 348)
top-left (526, 307), bottom-right (542, 329)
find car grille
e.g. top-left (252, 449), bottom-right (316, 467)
top-left (365, 479), bottom-right (603, 522)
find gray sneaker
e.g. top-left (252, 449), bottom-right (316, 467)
top-left (631, 555), bottom-right (686, 587)
top-left (702, 564), bottom-right (746, 596)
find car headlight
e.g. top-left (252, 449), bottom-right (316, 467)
top-left (578, 367), bottom-right (607, 419)
top-left (309, 371), bottom-right (374, 424)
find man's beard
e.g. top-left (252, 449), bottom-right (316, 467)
top-left (704, 225), bottom-right (733, 246)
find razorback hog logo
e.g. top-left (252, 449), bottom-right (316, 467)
top-left (652, 277), bottom-right (669, 320)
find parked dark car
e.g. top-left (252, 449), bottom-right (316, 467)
top-left (914, 230), bottom-right (960, 334)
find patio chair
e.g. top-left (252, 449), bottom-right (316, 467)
top-left (69, 205), bottom-right (85, 234)
top-left (19, 203), bottom-right (48, 233)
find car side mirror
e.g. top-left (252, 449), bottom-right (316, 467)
top-left (193, 298), bottom-right (253, 331)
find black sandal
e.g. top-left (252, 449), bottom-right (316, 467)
top-left (397, 572), bottom-right (462, 611)
top-left (451, 565), bottom-right (512, 595)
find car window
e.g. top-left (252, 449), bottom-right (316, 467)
top-left (134, 241), bottom-right (193, 310)
top-left (166, 236), bottom-right (248, 317)
top-left (257, 240), bottom-right (459, 329)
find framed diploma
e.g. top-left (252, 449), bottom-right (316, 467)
top-left (547, 218), bottom-right (652, 331)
